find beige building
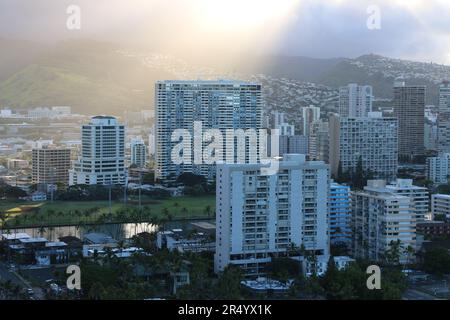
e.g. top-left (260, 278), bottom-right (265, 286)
top-left (32, 147), bottom-right (71, 185)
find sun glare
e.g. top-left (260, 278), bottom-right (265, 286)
top-left (197, 0), bottom-right (300, 30)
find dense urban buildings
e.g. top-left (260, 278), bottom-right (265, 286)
top-left (351, 180), bottom-right (417, 263)
top-left (437, 81), bottom-right (450, 153)
top-left (329, 182), bottom-right (352, 246)
top-left (393, 80), bottom-right (426, 159)
top-left (155, 80), bottom-right (263, 183)
top-left (130, 137), bottom-right (147, 168)
top-left (338, 84), bottom-right (373, 117)
top-left (281, 135), bottom-right (308, 155)
top-left (329, 112), bottom-right (398, 181)
top-left (214, 154), bottom-right (330, 275)
top-left (32, 147), bottom-right (71, 185)
top-left (69, 116), bottom-right (126, 186)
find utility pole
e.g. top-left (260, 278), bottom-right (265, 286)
top-left (123, 181), bottom-right (127, 206)
top-left (139, 171), bottom-right (142, 212)
top-left (109, 183), bottom-right (112, 215)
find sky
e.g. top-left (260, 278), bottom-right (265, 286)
top-left (0, 0), bottom-right (450, 64)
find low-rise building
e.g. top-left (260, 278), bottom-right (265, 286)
top-left (156, 229), bottom-right (215, 253)
top-left (417, 221), bottom-right (450, 237)
top-left (82, 232), bottom-right (118, 257)
top-left (3, 234), bottom-right (69, 266)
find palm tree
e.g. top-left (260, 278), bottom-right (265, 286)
top-left (204, 205), bottom-right (212, 218)
top-left (38, 226), bottom-right (46, 237)
top-left (404, 245), bottom-right (416, 267)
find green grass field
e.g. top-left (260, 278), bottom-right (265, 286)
top-left (0, 196), bottom-right (215, 228)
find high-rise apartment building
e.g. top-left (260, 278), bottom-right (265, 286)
top-left (214, 154), bottom-right (330, 275)
top-left (339, 84), bottom-right (373, 117)
top-left (308, 119), bottom-right (329, 162)
top-left (329, 182), bottom-right (352, 246)
top-left (426, 153), bottom-right (450, 184)
top-left (352, 180), bottom-right (416, 263)
top-left (301, 106), bottom-right (320, 136)
top-left (69, 116), bottom-right (126, 186)
top-left (32, 147), bottom-right (71, 185)
top-left (155, 80), bottom-right (262, 183)
top-left (393, 80), bottom-right (426, 159)
top-left (329, 113), bottom-right (398, 181)
top-left (365, 179), bottom-right (429, 222)
top-left (130, 137), bottom-right (147, 168)
top-left (431, 194), bottom-right (450, 220)
top-left (437, 81), bottom-right (450, 153)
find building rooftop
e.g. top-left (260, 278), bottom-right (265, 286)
top-left (157, 80), bottom-right (261, 86)
top-left (46, 241), bottom-right (68, 248)
top-left (84, 233), bottom-right (118, 245)
top-left (1, 233), bottom-right (31, 241)
top-left (19, 237), bottom-right (48, 244)
top-left (433, 193), bottom-right (450, 199)
top-left (190, 221), bottom-right (216, 230)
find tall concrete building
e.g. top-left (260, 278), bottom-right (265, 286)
top-left (426, 153), bottom-right (450, 185)
top-left (301, 106), bottom-right (320, 136)
top-left (308, 119), bottom-right (329, 162)
top-left (431, 194), bottom-right (450, 220)
top-left (130, 137), bottom-right (147, 168)
top-left (393, 80), bottom-right (426, 159)
top-left (339, 84), bottom-right (373, 117)
top-left (69, 116), bottom-right (126, 186)
top-left (269, 135), bottom-right (308, 157)
top-left (155, 80), bottom-right (262, 183)
top-left (329, 113), bottom-right (398, 181)
top-left (32, 147), bottom-right (71, 185)
top-left (272, 111), bottom-right (295, 136)
top-left (329, 182), bottom-right (352, 246)
top-left (215, 154), bottom-right (330, 275)
top-left (437, 81), bottom-right (450, 153)
top-left (352, 180), bottom-right (416, 263)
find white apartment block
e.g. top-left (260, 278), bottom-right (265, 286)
top-left (329, 112), bottom-right (398, 181)
top-left (69, 116), bottom-right (126, 186)
top-left (431, 194), bottom-right (450, 220)
top-left (272, 112), bottom-right (295, 136)
top-left (365, 179), bottom-right (429, 222)
top-left (214, 154), bottom-right (330, 276)
top-left (155, 80), bottom-right (262, 183)
top-left (301, 106), bottom-right (320, 136)
top-left (339, 84), bottom-right (373, 117)
top-left (352, 180), bottom-right (416, 264)
top-left (130, 137), bottom-right (147, 168)
top-left (426, 153), bottom-right (450, 184)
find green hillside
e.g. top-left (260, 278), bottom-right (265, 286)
top-left (0, 40), bottom-right (175, 115)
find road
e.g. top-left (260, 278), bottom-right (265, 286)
top-left (403, 288), bottom-right (439, 300)
top-left (0, 262), bottom-right (45, 299)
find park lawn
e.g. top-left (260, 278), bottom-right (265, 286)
top-left (0, 196), bottom-right (216, 228)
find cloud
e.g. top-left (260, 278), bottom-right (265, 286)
top-left (0, 0), bottom-right (449, 63)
